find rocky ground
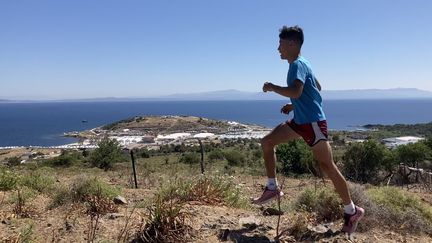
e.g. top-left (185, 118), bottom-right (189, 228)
top-left (1, 171), bottom-right (431, 243)
top-left (1, 147), bottom-right (432, 242)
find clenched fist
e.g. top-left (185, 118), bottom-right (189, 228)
top-left (280, 103), bottom-right (294, 115)
top-left (262, 82), bottom-right (275, 92)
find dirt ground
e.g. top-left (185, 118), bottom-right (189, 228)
top-left (1, 175), bottom-right (431, 242)
top-left (1, 149), bottom-right (432, 242)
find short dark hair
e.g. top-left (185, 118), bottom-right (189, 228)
top-left (279, 25), bottom-right (304, 46)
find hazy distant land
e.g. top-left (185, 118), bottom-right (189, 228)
top-left (1, 88), bottom-right (432, 102)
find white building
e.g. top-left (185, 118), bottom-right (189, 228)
top-left (382, 136), bottom-right (425, 148)
top-left (193, 133), bottom-right (215, 139)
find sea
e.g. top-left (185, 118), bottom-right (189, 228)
top-left (1, 99), bottom-right (432, 147)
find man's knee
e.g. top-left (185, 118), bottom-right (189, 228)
top-left (261, 136), bottom-right (275, 149)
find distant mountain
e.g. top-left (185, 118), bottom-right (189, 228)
top-left (321, 88), bottom-right (432, 100)
top-left (156, 89), bottom-right (280, 100)
top-left (154, 88), bottom-right (432, 100)
top-left (3, 88), bottom-right (432, 102)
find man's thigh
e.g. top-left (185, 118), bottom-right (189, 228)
top-left (311, 140), bottom-right (333, 163)
top-left (263, 122), bottom-right (301, 146)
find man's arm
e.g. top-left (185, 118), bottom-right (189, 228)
top-left (263, 80), bottom-right (303, 99)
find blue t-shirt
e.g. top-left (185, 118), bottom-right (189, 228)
top-left (287, 56), bottom-right (326, 124)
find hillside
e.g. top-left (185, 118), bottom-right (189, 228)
top-left (1, 156), bottom-right (431, 242)
top-left (101, 115), bottom-right (263, 135)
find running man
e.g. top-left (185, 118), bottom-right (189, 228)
top-left (252, 25), bottom-right (364, 234)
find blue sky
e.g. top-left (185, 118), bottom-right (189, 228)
top-left (1, 0), bottom-right (431, 100)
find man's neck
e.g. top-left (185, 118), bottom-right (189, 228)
top-left (287, 53), bottom-right (300, 64)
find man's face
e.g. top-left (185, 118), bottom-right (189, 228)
top-left (278, 39), bottom-right (293, 60)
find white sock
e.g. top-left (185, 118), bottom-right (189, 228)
top-left (266, 178), bottom-right (278, 190)
top-left (344, 201), bottom-right (355, 215)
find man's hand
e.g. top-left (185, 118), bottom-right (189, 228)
top-left (280, 103), bottom-right (294, 115)
top-left (262, 82), bottom-right (275, 92)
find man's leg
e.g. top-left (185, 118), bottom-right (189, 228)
top-left (311, 140), bottom-right (351, 204)
top-left (261, 122), bottom-right (300, 179)
top-left (252, 122), bottom-right (299, 204)
top-left (311, 140), bottom-right (364, 234)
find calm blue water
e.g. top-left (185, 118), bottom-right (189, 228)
top-left (1, 99), bottom-right (432, 147)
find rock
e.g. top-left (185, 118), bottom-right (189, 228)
top-left (108, 213), bottom-right (124, 220)
top-left (113, 195), bottom-right (128, 204)
top-left (263, 207), bottom-right (284, 216)
top-left (307, 224), bottom-right (331, 234)
top-left (239, 216), bottom-right (260, 230)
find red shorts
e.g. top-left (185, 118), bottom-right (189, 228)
top-left (287, 120), bottom-right (328, 147)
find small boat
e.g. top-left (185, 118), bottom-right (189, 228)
top-left (81, 120), bottom-right (88, 123)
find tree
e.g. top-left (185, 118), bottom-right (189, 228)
top-left (395, 142), bottom-right (429, 168)
top-left (423, 136), bottom-right (432, 152)
top-left (89, 137), bottom-right (124, 170)
top-left (342, 140), bottom-right (389, 183)
top-left (276, 140), bottom-right (314, 176)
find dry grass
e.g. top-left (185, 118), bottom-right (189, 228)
top-left (135, 195), bottom-right (192, 243)
top-left (294, 186), bottom-right (342, 222)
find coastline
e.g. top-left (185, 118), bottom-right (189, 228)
top-left (1, 116), bottom-right (272, 149)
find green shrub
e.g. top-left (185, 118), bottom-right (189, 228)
top-left (179, 152), bottom-right (200, 164)
top-left (49, 186), bottom-right (71, 208)
top-left (45, 150), bottom-right (83, 167)
top-left (9, 186), bottom-right (37, 205)
top-left (136, 148), bottom-right (150, 158)
top-left (207, 149), bottom-right (225, 162)
top-left (89, 137), bottom-right (125, 170)
top-left (251, 149), bottom-right (262, 161)
top-left (276, 140), bottom-right (314, 176)
top-left (424, 136), bottom-right (432, 151)
top-left (0, 168), bottom-right (18, 191)
top-left (7, 156), bottom-right (21, 166)
top-left (295, 186), bottom-right (342, 222)
top-left (19, 171), bottom-right (55, 194)
top-left (223, 150), bottom-right (246, 166)
top-left (70, 177), bottom-right (120, 202)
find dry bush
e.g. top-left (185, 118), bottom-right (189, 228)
top-left (135, 195), bottom-right (192, 243)
top-left (349, 183), bottom-right (432, 235)
top-left (84, 186), bottom-right (118, 243)
top-left (116, 207), bottom-right (138, 243)
top-left (84, 194), bottom-right (118, 216)
top-left (158, 174), bottom-right (246, 207)
top-left (50, 177), bottom-right (120, 209)
top-left (12, 188), bottom-right (37, 218)
top-left (295, 186), bottom-right (342, 222)
top-left (277, 212), bottom-right (317, 242)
